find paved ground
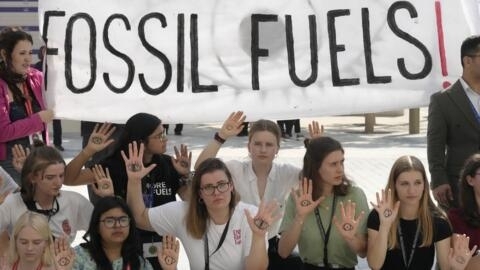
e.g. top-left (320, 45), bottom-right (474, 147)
top-left (60, 108), bottom-right (429, 269)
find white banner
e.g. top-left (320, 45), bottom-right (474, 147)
top-left (39, 0), bottom-right (480, 123)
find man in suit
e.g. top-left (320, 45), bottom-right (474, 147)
top-left (428, 35), bottom-right (480, 209)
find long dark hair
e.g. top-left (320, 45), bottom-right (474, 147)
top-left (302, 136), bottom-right (350, 200)
top-left (102, 113), bottom-right (162, 196)
top-left (459, 154), bottom-right (480, 228)
top-left (81, 196), bottom-right (143, 270)
top-left (111, 112), bottom-right (161, 157)
top-left (0, 27), bottom-right (33, 102)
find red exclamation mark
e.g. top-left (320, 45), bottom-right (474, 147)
top-left (435, 0), bottom-right (451, 89)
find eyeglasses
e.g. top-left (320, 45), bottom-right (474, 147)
top-left (100, 216), bottom-right (130, 228)
top-left (149, 129), bottom-right (167, 141)
top-left (200, 181), bottom-right (231, 196)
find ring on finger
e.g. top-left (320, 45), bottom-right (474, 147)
top-left (101, 183), bottom-right (109, 190)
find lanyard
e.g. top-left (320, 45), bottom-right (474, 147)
top-left (22, 83), bottom-right (33, 116)
top-left (397, 221), bottom-right (420, 270)
top-left (24, 197), bottom-right (60, 222)
top-left (204, 217), bottom-right (231, 270)
top-left (314, 195), bottom-right (337, 267)
top-left (12, 259), bottom-right (42, 270)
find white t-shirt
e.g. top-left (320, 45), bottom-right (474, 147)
top-left (0, 191), bottom-right (92, 243)
top-left (226, 160), bottom-right (300, 238)
top-left (0, 166), bottom-right (18, 194)
top-left (148, 201), bottom-right (262, 270)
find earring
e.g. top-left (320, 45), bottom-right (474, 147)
top-left (198, 197), bottom-right (204, 204)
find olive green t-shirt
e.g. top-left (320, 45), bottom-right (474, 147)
top-left (279, 185), bottom-right (369, 267)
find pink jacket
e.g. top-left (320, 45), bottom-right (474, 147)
top-left (0, 68), bottom-right (47, 160)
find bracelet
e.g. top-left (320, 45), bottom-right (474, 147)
top-left (214, 132), bottom-right (226, 144)
top-left (179, 171), bottom-right (195, 185)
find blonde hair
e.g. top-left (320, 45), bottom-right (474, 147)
top-left (385, 156), bottom-right (446, 249)
top-left (8, 211), bottom-right (54, 266)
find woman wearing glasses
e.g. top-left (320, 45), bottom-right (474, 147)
top-left (64, 113), bottom-right (191, 269)
top-left (195, 111), bottom-right (323, 269)
top-left (0, 143), bottom-right (113, 244)
top-left (125, 141), bottom-right (279, 270)
top-left (72, 196), bottom-right (180, 270)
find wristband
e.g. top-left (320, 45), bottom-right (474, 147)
top-left (179, 171), bottom-right (194, 185)
top-left (214, 132), bottom-right (226, 144)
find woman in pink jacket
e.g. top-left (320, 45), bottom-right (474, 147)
top-left (0, 27), bottom-right (53, 183)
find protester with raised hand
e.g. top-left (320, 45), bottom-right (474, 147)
top-left (0, 143), bottom-right (113, 244)
top-left (64, 113), bottom-right (190, 269)
top-left (73, 196), bottom-right (153, 270)
top-left (51, 236), bottom-right (75, 270)
top-left (367, 155), bottom-right (475, 270)
top-left (157, 235), bottom-right (180, 270)
top-left (278, 136), bottom-right (368, 270)
top-left (195, 111), bottom-right (323, 269)
top-left (126, 141), bottom-right (278, 270)
top-left (0, 211), bottom-right (75, 270)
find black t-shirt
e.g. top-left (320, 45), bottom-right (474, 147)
top-left (367, 210), bottom-right (452, 270)
top-left (101, 153), bottom-right (181, 203)
top-left (100, 154), bottom-right (182, 238)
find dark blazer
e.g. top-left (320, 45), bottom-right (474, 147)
top-left (427, 79), bottom-right (480, 203)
